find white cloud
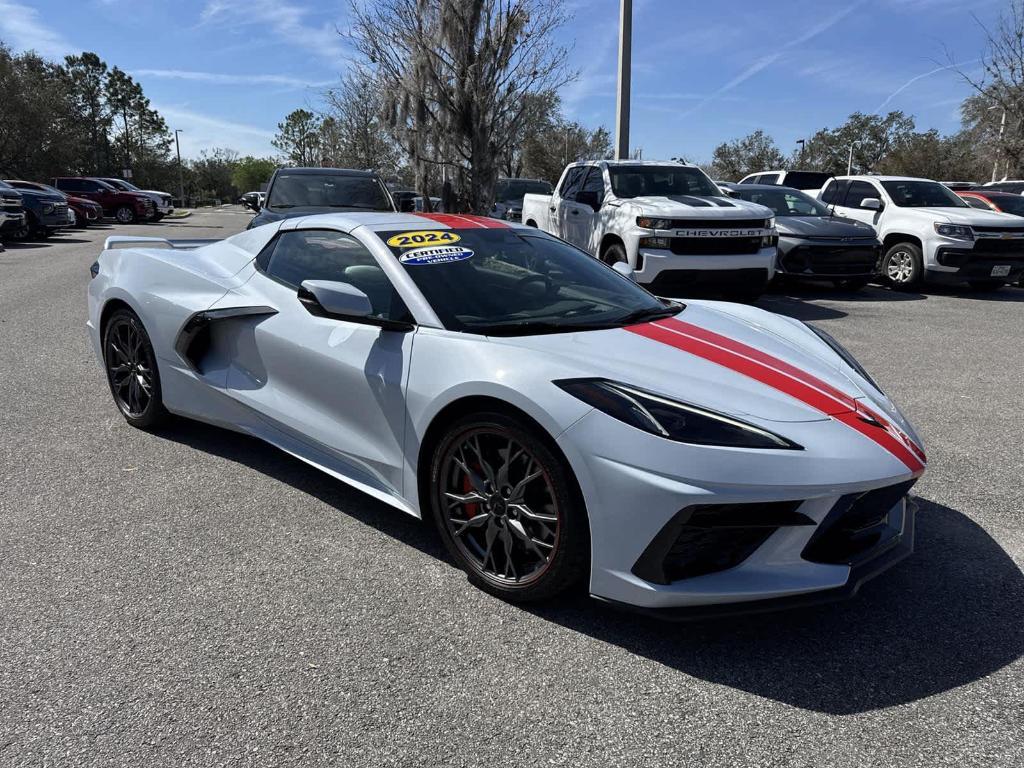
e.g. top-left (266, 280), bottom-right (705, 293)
top-left (157, 105), bottom-right (278, 158)
top-left (0, 0), bottom-right (74, 59)
top-left (199, 0), bottom-right (347, 63)
top-left (134, 68), bottom-right (335, 89)
top-left (873, 60), bottom-right (979, 114)
top-left (682, 2), bottom-right (864, 117)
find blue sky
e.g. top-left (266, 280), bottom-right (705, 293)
top-left (0, 0), bottom-right (1006, 162)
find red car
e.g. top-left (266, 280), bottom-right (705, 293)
top-left (52, 177), bottom-right (154, 224)
top-left (5, 180), bottom-right (104, 227)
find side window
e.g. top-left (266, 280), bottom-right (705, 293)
top-left (559, 167), bottom-right (587, 200)
top-left (845, 181), bottom-right (880, 209)
top-left (83, 181), bottom-right (104, 192)
top-left (820, 180), bottom-right (850, 205)
top-left (964, 196), bottom-right (991, 210)
top-left (739, 176), bottom-right (757, 185)
top-left (59, 178), bottom-right (83, 192)
top-left (262, 229), bottom-right (407, 320)
top-left (578, 167), bottom-right (606, 205)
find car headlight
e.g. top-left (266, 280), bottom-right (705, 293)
top-left (637, 217), bottom-right (674, 230)
top-left (805, 324), bottom-right (882, 392)
top-left (934, 222), bottom-right (974, 240)
top-left (555, 379), bottom-right (801, 449)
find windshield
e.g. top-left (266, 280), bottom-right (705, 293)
top-left (730, 187), bottom-right (829, 217)
top-left (495, 179), bottom-right (553, 200)
top-left (783, 172), bottom-right (832, 190)
top-left (269, 173), bottom-right (393, 211)
top-left (609, 165), bottom-right (720, 199)
top-left (381, 227), bottom-right (678, 335)
top-left (881, 180), bottom-right (968, 208)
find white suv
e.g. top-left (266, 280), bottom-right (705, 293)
top-left (739, 170), bottom-right (834, 194)
top-left (820, 175), bottom-right (1024, 289)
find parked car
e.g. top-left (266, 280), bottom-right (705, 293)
top-left (959, 190), bottom-right (1024, 287)
top-left (739, 170), bottom-right (835, 194)
top-left (412, 195), bottom-right (442, 212)
top-left (0, 181), bottom-right (26, 242)
top-left (489, 177), bottom-right (553, 222)
top-left (96, 178), bottom-right (174, 220)
top-left (247, 167), bottom-right (397, 229)
top-left (53, 177), bottom-right (154, 223)
top-left (390, 189), bottom-right (418, 212)
top-left (5, 180), bottom-right (103, 228)
top-left (820, 175), bottom-right (1024, 289)
top-left (729, 184), bottom-right (880, 289)
top-left (89, 212), bottom-right (926, 612)
top-left (981, 180), bottom-right (1024, 194)
top-left (238, 191), bottom-right (265, 211)
top-left (521, 160), bottom-right (777, 301)
top-left (1, 179), bottom-right (70, 240)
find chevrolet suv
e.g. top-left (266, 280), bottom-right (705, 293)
top-left (53, 177), bottom-right (154, 224)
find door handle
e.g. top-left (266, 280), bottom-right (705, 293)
top-left (549, 206), bottom-right (556, 212)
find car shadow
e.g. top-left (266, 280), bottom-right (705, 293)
top-left (1, 241), bottom-right (51, 249)
top-left (151, 419), bottom-right (1023, 715)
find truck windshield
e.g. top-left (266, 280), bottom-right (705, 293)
top-left (880, 180), bottom-right (968, 208)
top-left (730, 187), bottom-right (829, 217)
top-left (495, 179), bottom-right (553, 200)
top-left (608, 166), bottom-right (720, 199)
top-left (380, 227), bottom-right (679, 335)
top-left (269, 173), bottom-right (394, 211)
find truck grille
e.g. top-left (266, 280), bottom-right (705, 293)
top-left (670, 236), bottom-right (763, 255)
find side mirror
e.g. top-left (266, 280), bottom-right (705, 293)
top-left (299, 279), bottom-right (372, 318)
top-left (612, 261), bottom-right (636, 281)
top-left (859, 197), bottom-right (882, 211)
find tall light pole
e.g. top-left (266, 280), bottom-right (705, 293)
top-left (796, 139), bottom-right (805, 166)
top-left (174, 129), bottom-right (185, 206)
top-left (988, 104), bottom-right (1007, 182)
top-left (847, 140), bottom-right (863, 176)
top-left (614, 0), bottom-right (632, 160)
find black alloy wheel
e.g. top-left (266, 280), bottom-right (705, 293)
top-left (103, 308), bottom-right (168, 429)
top-left (430, 412), bottom-right (588, 601)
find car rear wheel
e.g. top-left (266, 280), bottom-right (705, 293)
top-left (103, 308), bottom-right (169, 429)
top-left (429, 411), bottom-right (589, 602)
top-left (115, 205), bottom-right (136, 224)
top-left (883, 242), bottom-right (923, 289)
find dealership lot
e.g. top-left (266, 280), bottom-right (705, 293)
top-left (1, 209), bottom-right (1022, 767)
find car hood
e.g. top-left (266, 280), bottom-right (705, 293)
top-left (904, 207), bottom-right (1024, 227)
top-left (66, 194), bottom-right (101, 207)
top-left (620, 195), bottom-right (774, 219)
top-left (490, 301), bottom-right (918, 433)
top-left (15, 189), bottom-right (64, 203)
top-left (776, 215), bottom-right (877, 238)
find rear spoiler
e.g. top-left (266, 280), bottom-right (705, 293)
top-left (103, 235), bottom-right (220, 251)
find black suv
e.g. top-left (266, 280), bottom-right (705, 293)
top-left (247, 168), bottom-right (396, 229)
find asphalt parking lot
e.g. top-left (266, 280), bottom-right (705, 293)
top-left (1, 208), bottom-right (1022, 767)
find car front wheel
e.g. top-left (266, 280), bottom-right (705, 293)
top-left (429, 411), bottom-right (589, 602)
top-left (115, 205), bottom-right (136, 224)
top-left (103, 308), bottom-right (168, 429)
top-left (883, 242), bottom-right (923, 289)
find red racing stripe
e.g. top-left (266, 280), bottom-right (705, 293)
top-left (627, 319), bottom-right (926, 474)
top-left (411, 212), bottom-right (510, 229)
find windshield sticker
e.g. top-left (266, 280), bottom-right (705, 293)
top-left (386, 230), bottom-right (461, 248)
top-left (399, 245), bottom-right (474, 265)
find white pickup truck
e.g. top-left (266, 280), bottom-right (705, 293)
top-left (521, 160), bottom-right (777, 300)
top-left (821, 175), bottom-right (1024, 289)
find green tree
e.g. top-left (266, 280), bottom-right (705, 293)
top-left (800, 111), bottom-right (916, 175)
top-left (710, 130), bottom-right (786, 180)
top-left (322, 68), bottom-right (402, 176)
top-left (272, 109), bottom-right (321, 166)
top-left (231, 156), bottom-right (277, 193)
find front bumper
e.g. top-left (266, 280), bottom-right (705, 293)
top-left (929, 243), bottom-right (1024, 283)
top-left (777, 239), bottom-right (880, 279)
top-left (558, 406), bottom-right (922, 611)
top-left (632, 245), bottom-right (777, 284)
top-left (0, 212), bottom-right (25, 234)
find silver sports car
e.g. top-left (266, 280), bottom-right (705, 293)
top-left (88, 212), bottom-right (926, 615)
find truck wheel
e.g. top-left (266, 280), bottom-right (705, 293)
top-left (115, 205), bottom-right (136, 224)
top-left (601, 242), bottom-right (628, 267)
top-left (882, 242), bottom-right (923, 289)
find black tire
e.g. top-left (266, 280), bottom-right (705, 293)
top-left (882, 242), bottom-right (923, 289)
top-left (833, 277), bottom-right (871, 291)
top-left (115, 205), bottom-right (136, 224)
top-left (151, 213), bottom-right (164, 222)
top-left (968, 279), bottom-right (1005, 291)
top-left (102, 308), bottom-right (169, 429)
top-left (10, 213), bottom-right (33, 241)
top-left (601, 241), bottom-right (628, 267)
top-left (428, 410), bottom-right (589, 602)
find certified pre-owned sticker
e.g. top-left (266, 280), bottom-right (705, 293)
top-left (386, 230), bottom-right (461, 248)
top-left (399, 245), bottom-right (474, 265)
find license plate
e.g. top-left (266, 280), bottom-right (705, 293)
top-left (991, 265), bottom-right (1012, 277)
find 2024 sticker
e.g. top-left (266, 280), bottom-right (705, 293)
top-left (386, 230), bottom-right (461, 248)
top-left (399, 245), bottom-right (474, 266)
